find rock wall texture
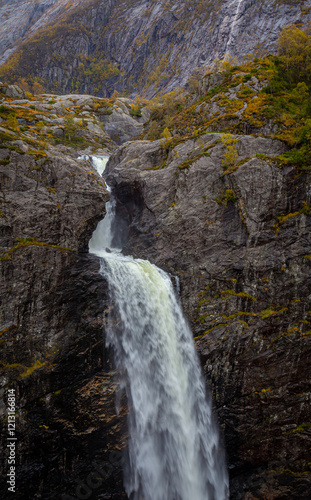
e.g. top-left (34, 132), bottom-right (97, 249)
top-left (0, 149), bottom-right (127, 499)
top-left (0, 0), bottom-right (86, 64)
top-left (1, 0), bottom-right (311, 96)
top-left (1, 41), bottom-right (311, 499)
top-left (105, 132), bottom-right (311, 498)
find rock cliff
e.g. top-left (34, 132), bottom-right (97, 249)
top-left (1, 0), bottom-right (311, 97)
top-left (0, 147), bottom-right (129, 500)
top-left (0, 0), bottom-right (86, 64)
top-left (1, 51), bottom-right (311, 499)
top-left (105, 131), bottom-right (311, 498)
top-left (0, 83), bottom-right (130, 499)
top-left (97, 60), bottom-right (311, 496)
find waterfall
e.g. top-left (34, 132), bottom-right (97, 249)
top-left (225, 0), bottom-right (244, 55)
top-left (214, 0), bottom-right (245, 61)
top-left (89, 158), bottom-right (229, 500)
top-left (78, 154), bottom-right (109, 176)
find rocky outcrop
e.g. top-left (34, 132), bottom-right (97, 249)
top-left (0, 83), bottom-right (25, 99)
top-left (105, 133), bottom-right (311, 498)
top-left (0, 87), bottom-right (148, 155)
top-left (99, 98), bottom-right (151, 144)
top-left (1, 0), bottom-right (311, 97)
top-left (0, 149), bottom-right (127, 499)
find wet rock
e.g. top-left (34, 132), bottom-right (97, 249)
top-left (0, 150), bottom-right (127, 499)
top-left (105, 134), bottom-right (311, 498)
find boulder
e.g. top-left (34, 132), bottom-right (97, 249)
top-left (0, 84), bottom-right (25, 98)
top-left (100, 108), bottom-right (144, 144)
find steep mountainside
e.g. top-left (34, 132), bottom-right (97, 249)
top-left (103, 63), bottom-right (311, 497)
top-left (0, 0), bottom-right (85, 64)
top-left (0, 83), bottom-right (129, 500)
top-left (1, 49), bottom-right (311, 497)
top-left (0, 147), bottom-right (128, 499)
top-left (107, 132), bottom-right (311, 499)
top-left (1, 8), bottom-right (311, 499)
top-left (1, 0), bottom-right (311, 97)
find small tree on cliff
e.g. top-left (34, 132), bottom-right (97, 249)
top-left (277, 25), bottom-right (311, 85)
top-left (222, 133), bottom-right (238, 169)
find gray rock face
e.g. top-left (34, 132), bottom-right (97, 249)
top-left (99, 98), bottom-right (150, 144)
top-left (0, 0), bottom-right (85, 64)
top-left (1, 0), bottom-right (311, 96)
top-left (0, 83), bottom-right (24, 98)
top-left (100, 109), bottom-right (143, 144)
top-left (1, 79), bottom-right (311, 498)
top-left (105, 134), bottom-right (311, 498)
top-left (0, 88), bottom-right (148, 151)
top-left (0, 150), bottom-right (127, 499)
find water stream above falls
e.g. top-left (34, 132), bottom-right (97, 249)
top-left (88, 156), bottom-right (229, 500)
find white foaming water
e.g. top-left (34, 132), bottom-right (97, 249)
top-left (88, 198), bottom-right (117, 254)
top-left (89, 193), bottom-right (229, 500)
top-left (78, 154), bottom-right (111, 192)
top-left (224, 0), bottom-right (244, 56)
top-left (78, 154), bottom-right (109, 176)
top-left (90, 155), bottom-right (109, 176)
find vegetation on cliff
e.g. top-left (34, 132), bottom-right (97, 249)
top-left (0, 84), bottom-right (148, 156)
top-left (1, 11), bottom-right (311, 499)
top-left (141, 25), bottom-right (311, 171)
top-left (0, 0), bottom-right (310, 97)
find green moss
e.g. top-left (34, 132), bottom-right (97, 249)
top-left (221, 289), bottom-right (257, 301)
top-left (0, 131), bottom-right (15, 142)
top-left (260, 307), bottom-right (288, 319)
top-left (0, 359), bottom-right (48, 377)
top-left (215, 189), bottom-right (238, 206)
top-left (0, 237), bottom-right (74, 261)
top-left (0, 105), bottom-right (12, 117)
top-left (274, 201), bottom-right (310, 233)
top-left (292, 423), bottom-right (311, 433)
top-left (130, 106), bottom-right (142, 117)
top-left (28, 149), bottom-right (47, 158)
top-left (221, 311), bottom-right (256, 320)
top-left (20, 360), bottom-right (47, 378)
top-left (194, 323), bottom-right (227, 339)
top-left (238, 319), bottom-right (249, 328)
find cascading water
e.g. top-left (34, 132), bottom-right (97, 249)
top-left (214, 0), bottom-right (245, 61)
top-left (79, 154), bottom-right (109, 177)
top-left (224, 0), bottom-right (244, 55)
top-left (89, 157), bottom-right (229, 500)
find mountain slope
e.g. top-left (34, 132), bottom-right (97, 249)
top-left (0, 0), bottom-right (86, 64)
top-left (1, 0), bottom-right (311, 97)
top-left (1, 61), bottom-right (311, 497)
